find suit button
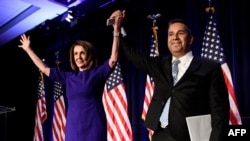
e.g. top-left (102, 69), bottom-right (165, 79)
top-left (172, 89), bottom-right (175, 93)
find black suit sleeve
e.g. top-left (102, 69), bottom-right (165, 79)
top-left (209, 63), bottom-right (230, 141)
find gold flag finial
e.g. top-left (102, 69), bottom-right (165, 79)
top-left (152, 26), bottom-right (159, 56)
top-left (147, 13), bottom-right (161, 56)
top-left (205, 0), bottom-right (215, 13)
top-left (205, 6), bottom-right (215, 13)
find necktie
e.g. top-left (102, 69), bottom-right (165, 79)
top-left (172, 59), bottom-right (180, 85)
top-left (159, 59), bottom-right (180, 128)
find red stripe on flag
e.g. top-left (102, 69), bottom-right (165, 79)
top-left (33, 87), bottom-right (47, 141)
top-left (142, 30), bottom-right (159, 140)
top-left (103, 84), bottom-right (133, 141)
top-left (201, 14), bottom-right (242, 125)
top-left (142, 75), bottom-right (155, 120)
top-left (221, 64), bottom-right (242, 125)
top-left (103, 63), bottom-right (133, 141)
top-left (52, 81), bottom-right (66, 141)
top-left (52, 97), bottom-right (66, 141)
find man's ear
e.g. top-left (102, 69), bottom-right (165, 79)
top-left (189, 35), bottom-right (194, 45)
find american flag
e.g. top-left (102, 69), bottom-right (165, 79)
top-left (103, 62), bottom-right (133, 141)
top-left (33, 74), bottom-right (47, 141)
top-left (142, 27), bottom-right (159, 140)
top-left (52, 81), bottom-right (66, 141)
top-left (201, 14), bottom-right (242, 125)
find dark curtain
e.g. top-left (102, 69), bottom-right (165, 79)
top-left (0, 0), bottom-right (249, 141)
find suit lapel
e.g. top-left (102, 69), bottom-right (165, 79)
top-left (176, 57), bottom-right (202, 85)
top-left (162, 57), bottom-right (172, 85)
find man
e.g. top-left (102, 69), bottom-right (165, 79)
top-left (121, 16), bottom-right (229, 141)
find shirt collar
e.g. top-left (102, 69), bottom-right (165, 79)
top-left (172, 51), bottom-right (193, 63)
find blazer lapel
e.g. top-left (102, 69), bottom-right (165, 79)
top-left (162, 57), bottom-right (173, 86)
top-left (176, 57), bottom-right (202, 85)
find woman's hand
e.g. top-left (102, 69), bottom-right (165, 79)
top-left (18, 34), bottom-right (31, 51)
top-left (109, 10), bottom-right (125, 32)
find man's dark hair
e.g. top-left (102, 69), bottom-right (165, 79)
top-left (168, 18), bottom-right (192, 36)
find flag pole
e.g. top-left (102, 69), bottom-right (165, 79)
top-left (34, 58), bottom-right (47, 141)
top-left (39, 59), bottom-right (45, 88)
top-left (52, 50), bottom-right (66, 141)
top-left (147, 13), bottom-right (160, 56)
top-left (143, 13), bottom-right (161, 141)
top-left (55, 51), bottom-right (60, 70)
top-left (202, 0), bottom-right (242, 125)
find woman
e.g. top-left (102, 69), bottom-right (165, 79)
top-left (18, 10), bottom-right (125, 141)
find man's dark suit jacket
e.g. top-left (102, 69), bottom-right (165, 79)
top-left (121, 38), bottom-right (229, 141)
